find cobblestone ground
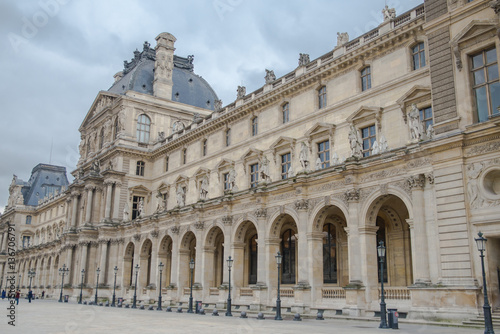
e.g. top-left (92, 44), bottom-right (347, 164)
top-left (0, 299), bottom-right (485, 334)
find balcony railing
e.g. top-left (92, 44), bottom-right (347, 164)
top-left (379, 287), bottom-right (411, 300)
top-left (322, 287), bottom-right (346, 299)
top-left (280, 288), bottom-right (294, 298)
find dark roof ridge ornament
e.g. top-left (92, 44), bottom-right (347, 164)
top-left (123, 41), bottom-right (156, 74)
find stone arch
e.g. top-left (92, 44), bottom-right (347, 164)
top-left (158, 235), bottom-right (173, 288)
top-left (361, 185), bottom-right (413, 227)
top-left (308, 197), bottom-right (349, 234)
top-left (139, 238), bottom-right (153, 287)
top-left (267, 209), bottom-right (300, 238)
top-left (204, 225), bottom-right (225, 287)
top-left (233, 217), bottom-right (258, 243)
top-left (179, 231), bottom-right (196, 289)
top-left (123, 241), bottom-right (135, 287)
top-left (233, 219), bottom-right (259, 287)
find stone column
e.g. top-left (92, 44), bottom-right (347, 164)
top-left (345, 189), bottom-right (363, 285)
top-left (65, 246), bottom-right (74, 285)
top-left (104, 181), bottom-right (113, 221)
top-left (169, 229), bottom-right (180, 289)
top-left (84, 185), bottom-right (94, 225)
top-left (231, 243), bottom-right (245, 289)
top-left (201, 246), bottom-right (215, 290)
top-left (79, 243), bottom-right (88, 283)
top-left (255, 209), bottom-right (268, 286)
top-left (1, 231), bottom-right (7, 252)
top-left (358, 226), bottom-right (379, 306)
top-left (149, 238), bottom-right (158, 288)
top-left (70, 193), bottom-right (79, 230)
top-left (98, 240), bottom-right (108, 285)
top-left (153, 32), bottom-right (176, 99)
top-left (112, 182), bottom-right (122, 221)
top-left (265, 238), bottom-right (280, 303)
top-left (295, 200), bottom-right (310, 286)
top-left (194, 225), bottom-right (204, 286)
top-left (408, 174), bottom-right (431, 285)
top-left (307, 232), bottom-right (323, 300)
top-left (65, 198), bottom-right (72, 231)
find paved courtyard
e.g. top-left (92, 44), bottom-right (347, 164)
top-left (0, 299), bottom-right (485, 334)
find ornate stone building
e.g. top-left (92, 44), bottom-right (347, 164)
top-left (1, 0), bottom-right (499, 323)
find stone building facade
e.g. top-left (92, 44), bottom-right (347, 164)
top-left (1, 0), bottom-right (500, 323)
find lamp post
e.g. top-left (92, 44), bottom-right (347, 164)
top-left (275, 251), bottom-right (283, 321)
top-left (132, 264), bottom-right (139, 308)
top-left (79, 269), bottom-right (85, 304)
top-left (475, 232), bottom-right (495, 334)
top-left (94, 268), bottom-right (100, 305)
top-left (187, 258), bottom-right (195, 313)
top-left (378, 241), bottom-right (389, 329)
top-left (111, 266), bottom-right (118, 307)
top-left (28, 268), bottom-right (35, 303)
top-left (157, 262), bottom-right (164, 311)
top-left (226, 256), bottom-right (233, 316)
top-left (58, 264), bottom-right (69, 303)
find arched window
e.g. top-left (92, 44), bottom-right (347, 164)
top-left (136, 114), bottom-right (151, 143)
top-left (361, 66), bottom-right (371, 91)
top-left (281, 229), bottom-right (296, 284)
top-left (318, 86), bottom-right (327, 109)
top-left (412, 42), bottom-right (426, 70)
top-left (282, 103), bottom-right (290, 124)
top-left (323, 223), bottom-right (337, 284)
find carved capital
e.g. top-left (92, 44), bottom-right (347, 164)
top-left (150, 229), bottom-right (159, 238)
top-left (344, 189), bottom-right (360, 202)
top-left (491, 0), bottom-right (500, 14)
top-left (84, 185), bottom-right (96, 192)
top-left (407, 174), bottom-right (426, 190)
top-left (193, 221), bottom-right (205, 230)
top-left (170, 226), bottom-right (180, 235)
top-left (98, 238), bottom-right (110, 244)
top-left (294, 199), bottom-right (309, 211)
top-left (426, 173), bottom-right (435, 185)
top-left (222, 216), bottom-right (233, 226)
top-left (133, 233), bottom-right (141, 242)
top-left (255, 208), bottom-right (267, 218)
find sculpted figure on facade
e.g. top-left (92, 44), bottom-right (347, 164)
top-left (371, 139), bottom-right (380, 155)
top-left (298, 53), bottom-right (310, 67)
top-left (214, 99), bottom-right (223, 112)
top-left (79, 137), bottom-right (87, 159)
top-left (228, 167), bottom-right (238, 191)
top-left (200, 175), bottom-right (209, 200)
top-left (137, 198), bottom-right (145, 218)
top-left (265, 69), bottom-right (276, 84)
top-left (176, 186), bottom-right (186, 207)
top-left (331, 152), bottom-right (340, 165)
top-left (172, 120), bottom-right (185, 133)
top-left (123, 201), bottom-right (130, 221)
top-left (315, 157), bottom-right (322, 170)
top-left (409, 104), bottom-right (424, 141)
top-left (117, 111), bottom-right (125, 135)
top-left (425, 124), bottom-right (435, 140)
top-left (90, 160), bottom-right (101, 175)
top-left (337, 32), bottom-right (349, 46)
top-left (467, 162), bottom-right (483, 209)
top-left (103, 118), bottom-right (112, 144)
top-left (299, 142), bottom-right (309, 171)
top-left (287, 165), bottom-right (294, 178)
top-left (237, 86), bottom-right (246, 99)
top-left (379, 135), bottom-right (389, 153)
top-left (155, 190), bottom-right (166, 213)
top-left (260, 155), bottom-right (271, 183)
top-left (382, 5), bottom-right (396, 21)
top-left (158, 131), bottom-right (165, 141)
top-left (348, 125), bottom-right (363, 158)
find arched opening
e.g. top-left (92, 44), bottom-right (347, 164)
top-left (205, 226), bottom-right (224, 288)
top-left (46, 257), bottom-right (52, 288)
top-left (180, 232), bottom-right (196, 290)
top-left (233, 220), bottom-right (258, 288)
top-left (277, 215), bottom-right (298, 285)
top-left (158, 236), bottom-right (173, 288)
top-left (139, 239), bottom-right (153, 287)
top-left (123, 242), bottom-right (135, 287)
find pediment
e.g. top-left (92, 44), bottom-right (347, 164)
top-left (174, 174), bottom-right (189, 184)
top-left (304, 123), bottom-right (335, 138)
top-left (347, 106), bottom-right (382, 124)
top-left (80, 91), bottom-right (119, 131)
top-left (193, 167), bottom-right (210, 178)
top-left (157, 182), bottom-right (169, 191)
top-left (451, 20), bottom-right (498, 47)
top-left (241, 148), bottom-right (263, 161)
top-left (129, 185), bottom-right (150, 195)
top-left (215, 158), bottom-right (234, 170)
top-left (270, 136), bottom-right (296, 151)
top-left (396, 85), bottom-right (431, 106)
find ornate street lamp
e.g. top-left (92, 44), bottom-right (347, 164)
top-left (28, 268), bottom-right (36, 303)
top-left (275, 251), bottom-right (283, 321)
top-left (58, 264), bottom-right (69, 303)
top-left (187, 258), bottom-right (195, 313)
top-left (94, 268), bottom-right (100, 305)
top-left (475, 232), bottom-right (495, 334)
top-left (79, 269), bottom-right (85, 304)
top-left (132, 264), bottom-right (139, 308)
top-left (226, 256), bottom-right (233, 316)
top-left (157, 262), bottom-right (164, 311)
top-left (111, 266), bottom-right (118, 307)
top-left (378, 241), bottom-right (389, 329)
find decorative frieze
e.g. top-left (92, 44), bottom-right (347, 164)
top-left (222, 216), bottom-right (233, 226)
top-left (344, 189), bottom-right (360, 202)
top-left (255, 208), bottom-right (267, 218)
top-left (194, 221), bottom-right (205, 230)
top-left (170, 226), bottom-right (180, 235)
top-left (407, 174), bottom-right (426, 190)
top-left (294, 199), bottom-right (309, 211)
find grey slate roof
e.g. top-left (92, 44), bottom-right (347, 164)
top-left (20, 164), bottom-right (70, 206)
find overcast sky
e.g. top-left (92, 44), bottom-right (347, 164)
top-left (0, 0), bottom-right (423, 213)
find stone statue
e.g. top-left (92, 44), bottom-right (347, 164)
top-left (409, 104), bottom-right (423, 141)
top-left (79, 137), bottom-right (87, 158)
top-left (88, 132), bottom-right (97, 153)
top-left (118, 111), bottom-right (125, 133)
top-left (123, 201), bottom-right (130, 221)
top-left (155, 190), bottom-right (165, 213)
top-left (228, 167), bottom-right (237, 191)
top-left (172, 121), bottom-right (185, 133)
top-left (287, 165), bottom-right (294, 178)
top-left (90, 160), bottom-right (101, 175)
top-left (237, 86), bottom-right (246, 99)
top-left (371, 140), bottom-right (380, 155)
top-left (467, 163), bottom-right (483, 209)
top-left (331, 152), bottom-right (340, 165)
top-left (379, 135), bottom-right (389, 153)
top-left (193, 113), bottom-right (202, 123)
top-left (265, 69), bottom-right (276, 84)
top-left (137, 198), bottom-right (145, 218)
top-left (214, 99), bottom-right (223, 112)
top-left (426, 124), bottom-right (435, 140)
top-left (298, 53), bottom-right (310, 67)
top-left (337, 32), bottom-right (349, 46)
top-left (348, 125), bottom-right (363, 158)
top-left (260, 156), bottom-right (271, 183)
top-left (158, 131), bottom-right (165, 141)
top-left (315, 157), bottom-right (322, 170)
top-left (176, 186), bottom-right (186, 207)
top-left (103, 118), bottom-right (112, 143)
top-left (382, 5), bottom-right (396, 21)
top-left (299, 142), bottom-right (309, 170)
top-left (200, 176), bottom-right (209, 200)
top-left (77, 167), bottom-right (85, 180)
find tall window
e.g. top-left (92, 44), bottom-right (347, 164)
top-left (249, 234), bottom-right (258, 285)
top-left (165, 156), bottom-right (169, 172)
top-left (323, 224), bottom-right (337, 284)
top-left (23, 236), bottom-right (31, 248)
top-left (281, 229), bottom-right (296, 284)
top-left (361, 125), bottom-right (376, 157)
top-left (250, 163), bottom-right (259, 188)
top-left (281, 153), bottom-right (291, 180)
top-left (223, 172), bottom-right (230, 191)
top-left (361, 67), bottom-right (371, 91)
top-left (412, 42), bottom-right (426, 70)
top-left (136, 114), bottom-right (151, 143)
top-left (471, 47), bottom-right (500, 123)
top-left (136, 161), bottom-right (145, 176)
top-left (131, 196), bottom-right (144, 220)
top-left (419, 107), bottom-right (433, 131)
top-left (318, 86), bottom-right (327, 109)
top-left (202, 140), bottom-right (207, 157)
top-left (182, 148), bottom-right (187, 165)
top-left (318, 140), bottom-right (330, 169)
top-left (26, 215), bottom-right (32, 224)
top-left (252, 117), bottom-right (258, 136)
top-left (225, 129), bottom-right (231, 147)
top-left (282, 103), bottom-right (290, 124)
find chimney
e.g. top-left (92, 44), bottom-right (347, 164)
top-left (153, 32), bottom-right (176, 100)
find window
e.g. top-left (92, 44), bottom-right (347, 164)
top-left (281, 153), bottom-right (291, 180)
top-left (412, 42), bottom-right (426, 70)
top-left (202, 140), bottom-right (207, 157)
top-left (471, 47), bottom-right (500, 122)
top-left (281, 229), bottom-right (296, 284)
top-left (248, 234), bottom-right (258, 284)
top-left (419, 107), bottom-right (433, 131)
top-left (165, 156), bottom-right (169, 172)
top-left (131, 196), bottom-right (144, 220)
top-left (250, 163), bottom-right (259, 188)
top-left (136, 114), bottom-right (151, 143)
top-left (323, 224), bottom-right (337, 284)
top-left (361, 125), bottom-right (376, 157)
top-left (361, 67), bottom-right (371, 91)
top-left (182, 148), bottom-right (187, 165)
top-left (136, 161), bottom-right (145, 176)
top-left (225, 129), bottom-right (231, 147)
top-left (22, 236), bottom-right (31, 248)
top-left (26, 215), bottom-right (32, 224)
top-left (282, 103), bottom-right (290, 124)
top-left (317, 141), bottom-right (330, 169)
top-left (252, 117), bottom-right (258, 136)
top-left (223, 172), bottom-right (230, 191)
top-left (318, 86), bottom-right (327, 109)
